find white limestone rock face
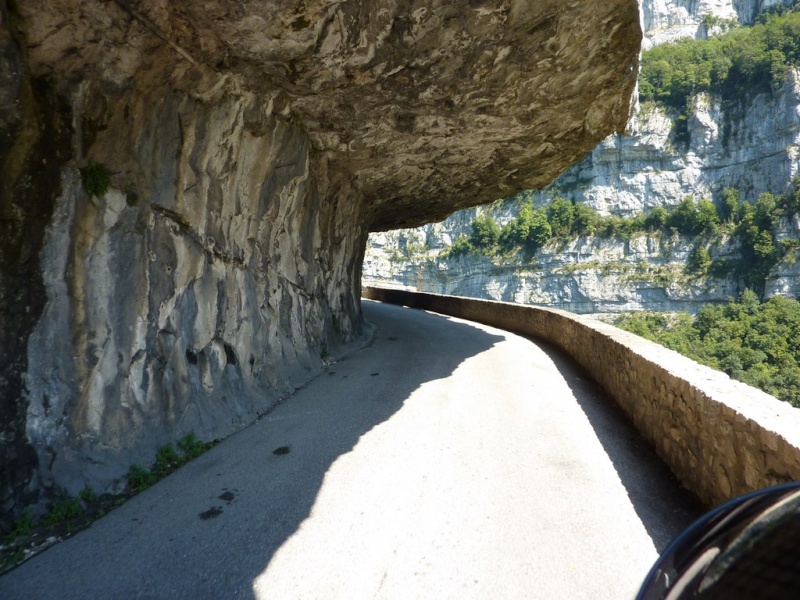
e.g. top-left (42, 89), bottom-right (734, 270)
top-left (536, 70), bottom-right (800, 217)
top-left (363, 228), bottom-right (742, 315)
top-left (642, 0), bottom-right (734, 48)
top-left (641, 0), bottom-right (791, 48)
top-left (562, 0), bottom-right (800, 216)
top-left (765, 214), bottom-right (800, 297)
top-left (24, 92), bottom-right (366, 497)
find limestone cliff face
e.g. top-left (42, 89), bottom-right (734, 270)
top-left (364, 220), bottom-right (735, 314)
top-left (540, 0), bottom-right (800, 217)
top-left (641, 0), bottom-right (791, 48)
top-left (545, 72), bottom-right (800, 217)
top-left (364, 213), bottom-right (800, 314)
top-left (0, 1), bottom-right (641, 525)
top-left (24, 98), bottom-right (365, 498)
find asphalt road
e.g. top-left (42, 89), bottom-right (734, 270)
top-left (0, 300), bottom-right (701, 599)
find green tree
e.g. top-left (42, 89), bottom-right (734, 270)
top-left (754, 192), bottom-right (779, 229)
top-left (640, 8), bottom-right (800, 112)
top-left (720, 188), bottom-right (741, 223)
top-left (546, 197), bottom-right (576, 238)
top-left (499, 203), bottom-right (534, 251)
top-left (753, 229), bottom-right (777, 261)
top-left (495, 203), bottom-right (552, 255)
top-left (645, 206), bottom-right (669, 231)
top-left (735, 209), bottom-right (775, 292)
top-left (441, 234), bottom-right (473, 259)
top-left (572, 203), bottom-right (599, 235)
top-left (525, 208), bottom-right (552, 252)
top-left (696, 199), bottom-right (721, 233)
top-left (668, 197), bottom-right (702, 235)
top-left (469, 215), bottom-right (501, 253)
top-left (788, 174), bottom-right (800, 215)
top-left (617, 292), bottom-right (800, 407)
top-left (498, 222), bottom-right (519, 252)
top-left (686, 245), bottom-right (712, 274)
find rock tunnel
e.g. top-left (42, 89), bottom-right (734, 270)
top-left (0, 0), bottom-right (641, 526)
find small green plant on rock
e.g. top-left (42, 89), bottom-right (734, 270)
top-left (80, 163), bottom-right (113, 198)
top-left (78, 486), bottom-right (98, 504)
top-left (6, 509), bottom-right (34, 543)
top-left (127, 464), bottom-right (153, 492)
top-left (178, 433), bottom-right (211, 460)
top-left (42, 498), bottom-right (83, 527)
top-left (153, 443), bottom-right (182, 478)
top-left (126, 433), bottom-right (216, 493)
top-left (686, 245), bottom-right (712, 275)
top-left (1, 432), bottom-right (218, 574)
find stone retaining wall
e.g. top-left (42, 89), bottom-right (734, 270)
top-left (363, 287), bottom-right (800, 508)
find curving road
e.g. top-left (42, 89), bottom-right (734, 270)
top-left (0, 300), bottom-right (701, 599)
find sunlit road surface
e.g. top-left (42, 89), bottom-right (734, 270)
top-left (0, 300), bottom-right (700, 599)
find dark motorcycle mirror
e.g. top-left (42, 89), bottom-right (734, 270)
top-left (637, 482), bottom-right (800, 600)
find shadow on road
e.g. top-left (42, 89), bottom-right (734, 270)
top-left (233, 301), bottom-right (505, 594)
top-left (0, 301), bottom-right (505, 599)
top-left (533, 339), bottom-right (705, 553)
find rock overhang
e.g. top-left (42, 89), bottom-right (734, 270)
top-left (237, 0), bottom-right (644, 231)
top-left (0, 0), bottom-right (642, 521)
top-left (19, 0), bottom-right (642, 232)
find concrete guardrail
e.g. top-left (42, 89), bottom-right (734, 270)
top-left (363, 286), bottom-right (800, 508)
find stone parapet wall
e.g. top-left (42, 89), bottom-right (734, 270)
top-left (363, 287), bottom-right (800, 508)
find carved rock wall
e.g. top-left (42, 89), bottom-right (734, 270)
top-left (0, 0), bottom-right (641, 525)
top-left (23, 92), bottom-right (366, 499)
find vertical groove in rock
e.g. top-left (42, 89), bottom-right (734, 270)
top-left (0, 3), bottom-right (74, 527)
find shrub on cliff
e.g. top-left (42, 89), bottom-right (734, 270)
top-left (719, 188), bottom-right (741, 223)
top-left (441, 214), bottom-right (502, 259)
top-left (697, 199), bottom-right (721, 232)
top-left (572, 203), bottom-right (599, 235)
top-left (732, 190), bottom-right (800, 292)
top-left (525, 207), bottom-right (553, 252)
top-left (440, 183), bottom-right (797, 287)
top-left (80, 163), bottom-right (113, 198)
top-left (546, 197), bottom-right (575, 237)
top-left (469, 214), bottom-right (501, 253)
top-left (645, 206), bottom-right (670, 231)
top-left (686, 245), bottom-right (712, 274)
top-left (639, 7), bottom-right (800, 116)
top-left (440, 234), bottom-right (474, 259)
top-left (498, 203), bottom-right (551, 254)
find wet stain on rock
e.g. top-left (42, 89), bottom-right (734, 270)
top-left (273, 445), bottom-right (291, 455)
top-left (219, 490), bottom-right (235, 504)
top-left (199, 506), bottom-right (223, 520)
top-left (370, 372), bottom-right (379, 377)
